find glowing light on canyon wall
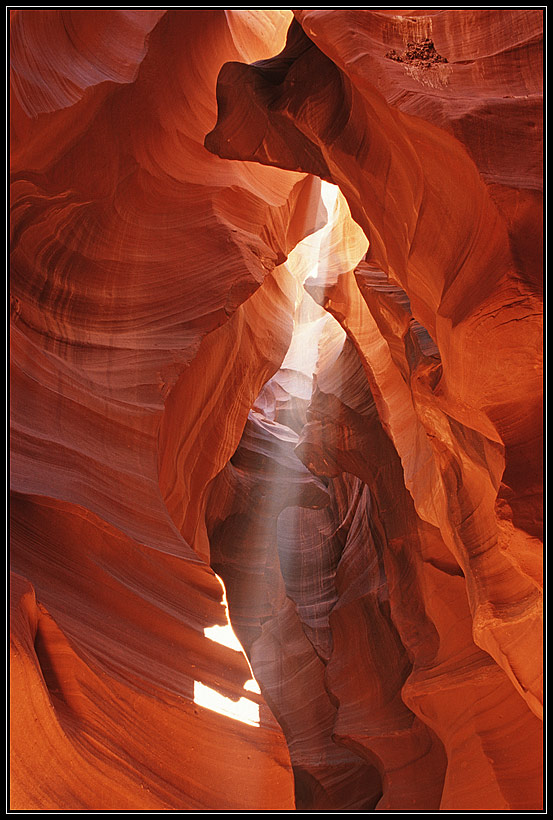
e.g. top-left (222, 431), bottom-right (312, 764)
top-left (193, 680), bottom-right (260, 727)
top-left (204, 623), bottom-right (244, 652)
top-left (195, 574), bottom-right (260, 726)
top-left (195, 180), bottom-right (368, 731)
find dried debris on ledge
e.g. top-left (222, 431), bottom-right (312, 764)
top-left (386, 38), bottom-right (448, 68)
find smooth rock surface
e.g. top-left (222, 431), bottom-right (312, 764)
top-left (10, 9), bottom-right (311, 811)
top-left (206, 9), bottom-right (542, 810)
top-left (11, 8), bottom-right (542, 812)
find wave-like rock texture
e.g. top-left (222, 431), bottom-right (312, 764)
top-left (297, 334), bottom-right (541, 810)
top-left (11, 8), bottom-right (543, 813)
top-left (205, 304), bottom-right (384, 810)
top-left (10, 9), bottom-right (327, 811)
top-left (206, 8), bottom-right (543, 811)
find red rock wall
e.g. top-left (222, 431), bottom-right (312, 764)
top-left (10, 8), bottom-right (542, 812)
top-left (10, 9), bottom-right (314, 811)
top-left (205, 8), bottom-right (543, 811)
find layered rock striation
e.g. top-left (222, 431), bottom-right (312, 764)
top-left (11, 8), bottom-right (542, 812)
top-left (205, 10), bottom-right (543, 809)
top-left (11, 9), bottom-right (307, 810)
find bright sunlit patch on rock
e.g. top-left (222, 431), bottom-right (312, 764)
top-left (286, 181), bottom-right (341, 290)
top-left (280, 181), bottom-right (348, 381)
top-left (193, 680), bottom-right (260, 726)
top-left (281, 314), bottom-right (329, 379)
top-left (195, 573), bottom-right (261, 725)
top-left (321, 178), bottom-right (340, 217)
top-left (303, 180), bottom-right (339, 283)
top-left (203, 623), bottom-right (244, 652)
top-left (203, 572), bottom-right (248, 653)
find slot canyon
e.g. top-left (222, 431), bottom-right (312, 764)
top-left (9, 8), bottom-right (543, 812)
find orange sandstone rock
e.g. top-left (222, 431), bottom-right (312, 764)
top-left (206, 9), bottom-right (543, 810)
top-left (10, 9), bottom-right (319, 811)
top-left (10, 7), bottom-right (543, 813)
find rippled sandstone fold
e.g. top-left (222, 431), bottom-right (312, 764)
top-left (205, 8), bottom-right (543, 810)
top-left (10, 9), bottom-right (326, 811)
top-left (11, 7), bottom-right (543, 813)
top-left (297, 334), bottom-right (541, 810)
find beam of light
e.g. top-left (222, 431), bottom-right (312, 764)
top-left (242, 179), bottom-right (370, 663)
top-left (194, 573), bottom-right (260, 726)
top-left (195, 181), bottom-right (369, 730)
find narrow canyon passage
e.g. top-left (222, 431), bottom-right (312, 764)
top-left (10, 8), bottom-right (542, 812)
top-left (201, 186), bottom-right (386, 810)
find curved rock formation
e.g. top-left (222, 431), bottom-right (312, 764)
top-left (10, 9), bottom-right (311, 811)
top-left (205, 8), bottom-right (543, 810)
top-left (11, 8), bottom-right (543, 813)
top-left (297, 332), bottom-right (541, 810)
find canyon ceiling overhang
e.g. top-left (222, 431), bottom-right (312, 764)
top-left (9, 8), bottom-right (543, 812)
